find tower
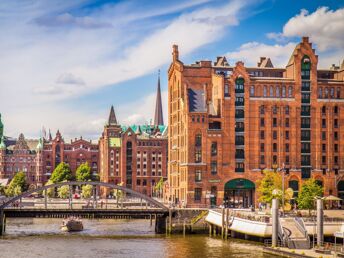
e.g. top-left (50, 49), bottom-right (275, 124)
top-left (154, 71), bottom-right (164, 126)
top-left (35, 138), bottom-right (44, 186)
top-left (0, 136), bottom-right (6, 178)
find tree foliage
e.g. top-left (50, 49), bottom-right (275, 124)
top-left (57, 184), bottom-right (70, 199)
top-left (76, 162), bottom-right (92, 182)
top-left (81, 184), bottom-right (92, 199)
top-left (257, 170), bottom-right (282, 204)
top-left (43, 180), bottom-right (55, 198)
top-left (5, 171), bottom-right (28, 197)
top-left (297, 178), bottom-right (323, 211)
top-left (50, 162), bottom-right (73, 183)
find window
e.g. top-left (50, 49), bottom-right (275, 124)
top-left (282, 86), bottom-right (286, 97)
top-left (322, 106), bottom-right (326, 114)
top-left (322, 119), bottom-right (326, 128)
top-left (250, 86), bottom-right (255, 96)
top-left (263, 86), bottom-right (267, 97)
top-left (270, 86), bottom-right (274, 97)
top-left (195, 150), bottom-right (202, 163)
top-left (322, 144), bottom-right (326, 152)
top-left (285, 131), bottom-right (289, 140)
top-left (273, 106), bottom-right (278, 114)
top-left (143, 179), bottom-right (147, 186)
top-left (325, 88), bottom-right (329, 98)
top-left (322, 156), bottom-right (326, 164)
top-left (285, 118), bottom-right (289, 127)
top-left (330, 87), bottom-right (334, 98)
top-left (211, 142), bottom-right (217, 156)
top-left (195, 134), bottom-right (202, 147)
top-left (337, 88), bottom-right (341, 99)
top-left (276, 86), bottom-right (280, 97)
top-left (335, 144), bottom-right (338, 152)
top-left (334, 132), bottom-right (338, 140)
top-left (224, 84), bottom-right (229, 97)
top-left (285, 144), bottom-right (289, 152)
top-left (260, 131), bottom-right (265, 139)
top-left (273, 118), bottom-right (277, 127)
top-left (288, 86), bottom-right (293, 97)
top-left (260, 106), bottom-right (265, 115)
top-left (285, 155), bottom-right (290, 164)
top-left (273, 155), bottom-right (277, 164)
top-left (273, 143), bottom-right (277, 152)
top-left (260, 118), bottom-right (265, 127)
top-left (334, 106), bottom-right (338, 114)
top-left (260, 143), bottom-right (265, 152)
top-left (334, 156), bottom-right (338, 164)
top-left (273, 131), bottom-right (277, 139)
top-left (260, 155), bottom-right (265, 164)
top-left (334, 119), bottom-right (338, 128)
top-left (211, 161), bottom-right (217, 175)
top-left (194, 188), bottom-right (202, 201)
top-left (285, 106), bottom-right (290, 115)
top-left (137, 179), bottom-right (141, 186)
top-left (318, 87), bottom-right (322, 98)
top-left (195, 170), bottom-right (202, 182)
top-left (322, 131), bottom-right (326, 140)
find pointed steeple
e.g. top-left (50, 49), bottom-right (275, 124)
top-left (49, 129), bottom-right (52, 141)
top-left (154, 71), bottom-right (164, 126)
top-left (108, 105), bottom-right (118, 125)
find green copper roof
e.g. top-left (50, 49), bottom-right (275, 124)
top-left (225, 179), bottom-right (255, 189)
top-left (121, 125), bottom-right (167, 134)
top-left (0, 136), bottom-right (6, 150)
top-left (109, 137), bottom-right (121, 147)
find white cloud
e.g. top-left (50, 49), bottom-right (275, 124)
top-left (268, 7), bottom-right (344, 51)
top-left (0, 0), bottom-right (248, 139)
top-left (226, 42), bottom-right (297, 67)
top-left (229, 7), bottom-right (344, 69)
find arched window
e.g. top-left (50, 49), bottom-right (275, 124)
top-left (318, 87), bottom-right (322, 98)
top-left (325, 88), bottom-right (329, 98)
top-left (330, 87), bottom-right (334, 98)
top-left (263, 86), bottom-right (267, 97)
top-left (282, 86), bottom-right (286, 97)
top-left (250, 85), bottom-right (255, 97)
top-left (288, 86), bottom-right (293, 97)
top-left (270, 86), bottom-right (274, 97)
top-left (195, 134), bottom-right (202, 147)
top-left (260, 105), bottom-right (265, 115)
top-left (276, 86), bottom-right (280, 97)
top-left (337, 88), bottom-right (341, 99)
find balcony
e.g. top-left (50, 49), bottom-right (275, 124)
top-left (235, 101), bottom-right (244, 106)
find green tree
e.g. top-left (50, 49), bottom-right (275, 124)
top-left (43, 180), bottom-right (56, 198)
top-left (297, 178), bottom-right (323, 214)
top-left (50, 162), bottom-right (73, 183)
top-left (81, 184), bottom-right (93, 199)
top-left (5, 171), bottom-right (28, 197)
top-left (76, 162), bottom-right (92, 181)
top-left (57, 184), bottom-right (69, 199)
top-left (154, 177), bottom-right (164, 198)
top-left (257, 170), bottom-right (282, 205)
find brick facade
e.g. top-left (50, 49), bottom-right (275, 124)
top-left (168, 37), bottom-right (344, 208)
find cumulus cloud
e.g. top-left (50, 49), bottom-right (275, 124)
top-left (229, 6), bottom-right (344, 69)
top-left (267, 7), bottom-right (344, 51)
top-left (226, 42), bottom-right (297, 67)
top-left (56, 73), bottom-right (85, 85)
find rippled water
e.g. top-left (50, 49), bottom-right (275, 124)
top-left (0, 218), bottom-right (276, 258)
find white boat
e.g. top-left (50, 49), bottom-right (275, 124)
top-left (61, 217), bottom-right (84, 232)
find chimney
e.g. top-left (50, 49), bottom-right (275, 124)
top-left (172, 45), bottom-right (179, 62)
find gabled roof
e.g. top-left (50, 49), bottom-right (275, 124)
top-left (214, 56), bottom-right (229, 67)
top-left (257, 57), bottom-right (274, 68)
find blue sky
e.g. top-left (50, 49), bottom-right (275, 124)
top-left (0, 0), bottom-right (343, 139)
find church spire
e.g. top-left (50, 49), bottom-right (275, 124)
top-left (154, 71), bottom-right (164, 126)
top-left (108, 105), bottom-right (118, 125)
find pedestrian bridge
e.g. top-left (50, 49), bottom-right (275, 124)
top-left (0, 181), bottom-right (170, 235)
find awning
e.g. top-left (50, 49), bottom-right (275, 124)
top-left (324, 195), bottom-right (342, 201)
top-left (225, 178), bottom-right (255, 189)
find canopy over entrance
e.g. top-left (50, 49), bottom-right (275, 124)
top-left (225, 178), bottom-right (255, 190)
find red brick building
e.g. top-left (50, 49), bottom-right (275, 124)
top-left (0, 133), bottom-right (42, 187)
top-left (168, 37), bottom-right (344, 208)
top-left (41, 130), bottom-right (99, 185)
top-left (99, 76), bottom-right (168, 197)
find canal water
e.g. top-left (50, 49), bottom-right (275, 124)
top-left (0, 218), bottom-right (275, 258)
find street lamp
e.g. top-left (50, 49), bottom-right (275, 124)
top-left (281, 163), bottom-right (285, 216)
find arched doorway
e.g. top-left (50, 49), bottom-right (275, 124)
top-left (338, 181), bottom-right (344, 204)
top-left (224, 179), bottom-right (255, 208)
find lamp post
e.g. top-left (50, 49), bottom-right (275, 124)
top-left (281, 163), bottom-right (285, 216)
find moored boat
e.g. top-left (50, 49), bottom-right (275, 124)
top-left (61, 217), bottom-right (83, 232)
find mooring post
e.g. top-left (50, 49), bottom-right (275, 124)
top-left (19, 197), bottom-right (22, 209)
top-left (0, 210), bottom-right (4, 236)
top-left (44, 189), bottom-right (47, 209)
top-left (168, 208), bottom-right (172, 234)
top-left (317, 198), bottom-right (324, 247)
top-left (221, 208), bottom-right (225, 239)
top-left (150, 214), bottom-right (152, 226)
top-left (272, 198), bottom-right (279, 247)
top-left (209, 223), bottom-right (212, 237)
top-left (69, 185), bottom-right (72, 209)
top-left (225, 208), bottom-right (229, 239)
top-left (183, 219), bottom-right (186, 236)
top-left (93, 186), bottom-right (96, 209)
top-left (95, 186), bottom-right (98, 208)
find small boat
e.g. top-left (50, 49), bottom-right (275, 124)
top-left (61, 217), bottom-right (84, 232)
